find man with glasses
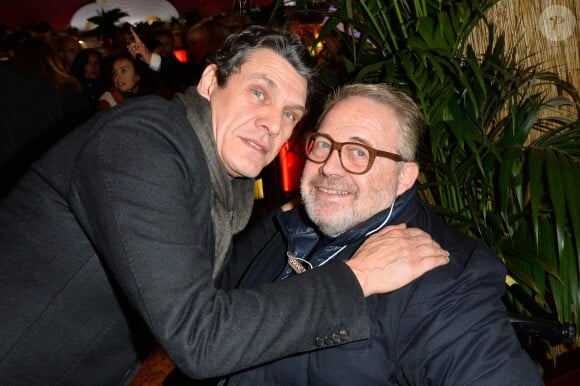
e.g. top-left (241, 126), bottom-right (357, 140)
top-left (222, 83), bottom-right (542, 385)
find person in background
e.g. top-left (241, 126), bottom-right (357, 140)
top-left (12, 37), bottom-right (89, 127)
top-left (154, 28), bottom-right (176, 59)
top-left (97, 52), bottom-right (146, 110)
top-left (129, 17), bottom-right (233, 88)
top-left (222, 83), bottom-right (542, 385)
top-left (70, 48), bottom-right (104, 112)
top-left (153, 28), bottom-right (192, 97)
top-left (25, 21), bottom-right (54, 44)
top-left (56, 34), bottom-right (82, 73)
top-left (1, 38), bottom-right (91, 194)
top-left (184, 16), bottom-right (232, 83)
top-left (1, 30), bottom-right (31, 62)
top-left (0, 27), bottom-right (448, 385)
top-left (0, 63), bottom-right (61, 195)
top-left (129, 27), bottom-right (191, 96)
top-left (218, 13), bottom-right (254, 35)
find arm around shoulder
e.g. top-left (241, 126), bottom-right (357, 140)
top-left (70, 104), bottom-right (370, 379)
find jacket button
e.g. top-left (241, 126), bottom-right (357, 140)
top-left (339, 329), bottom-right (349, 340)
top-left (315, 337), bottom-right (325, 346)
top-left (324, 336), bottom-right (333, 345)
top-left (331, 333), bottom-right (341, 343)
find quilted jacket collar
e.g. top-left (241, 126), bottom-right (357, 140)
top-left (275, 183), bottom-right (418, 275)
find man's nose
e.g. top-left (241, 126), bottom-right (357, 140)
top-left (320, 148), bottom-right (345, 175)
top-left (257, 108), bottom-right (282, 137)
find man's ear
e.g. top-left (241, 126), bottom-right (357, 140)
top-left (197, 64), bottom-right (218, 100)
top-left (396, 162), bottom-right (419, 195)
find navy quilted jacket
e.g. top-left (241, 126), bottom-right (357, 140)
top-left (225, 185), bottom-right (543, 386)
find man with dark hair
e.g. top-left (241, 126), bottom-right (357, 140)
top-left (223, 83), bottom-right (542, 385)
top-left (0, 28), bottom-right (448, 384)
top-left (56, 34), bottom-right (82, 73)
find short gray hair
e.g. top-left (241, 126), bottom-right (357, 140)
top-left (317, 83), bottom-right (425, 161)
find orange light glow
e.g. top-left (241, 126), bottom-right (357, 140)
top-left (173, 49), bottom-right (188, 63)
top-left (278, 137), bottom-right (306, 193)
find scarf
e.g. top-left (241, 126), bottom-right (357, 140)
top-left (177, 87), bottom-right (255, 277)
top-left (275, 183), bottom-right (419, 280)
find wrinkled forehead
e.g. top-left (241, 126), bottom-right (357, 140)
top-left (319, 97), bottom-right (400, 148)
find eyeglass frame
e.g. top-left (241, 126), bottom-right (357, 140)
top-left (303, 131), bottom-right (408, 175)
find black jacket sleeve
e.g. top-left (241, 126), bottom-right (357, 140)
top-left (218, 208), bottom-right (284, 290)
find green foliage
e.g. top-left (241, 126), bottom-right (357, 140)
top-left (273, 0), bottom-right (580, 333)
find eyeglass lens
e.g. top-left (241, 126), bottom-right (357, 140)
top-left (305, 134), bottom-right (372, 174)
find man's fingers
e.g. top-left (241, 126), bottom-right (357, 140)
top-left (366, 228), bottom-right (448, 255)
top-left (347, 225), bottom-right (450, 296)
top-left (374, 225), bottom-right (430, 239)
top-left (412, 239), bottom-right (449, 258)
top-left (417, 254), bottom-right (450, 273)
top-left (130, 27), bottom-right (142, 44)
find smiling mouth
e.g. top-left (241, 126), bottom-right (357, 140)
top-left (243, 138), bottom-right (266, 154)
top-left (317, 186), bottom-right (350, 195)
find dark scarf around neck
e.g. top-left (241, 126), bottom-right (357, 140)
top-left (177, 87), bottom-right (255, 277)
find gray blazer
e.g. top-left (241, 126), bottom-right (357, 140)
top-left (0, 92), bottom-right (369, 385)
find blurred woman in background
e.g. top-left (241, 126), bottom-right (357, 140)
top-left (13, 37), bottom-right (90, 131)
top-left (97, 52), bottom-right (147, 110)
top-left (70, 48), bottom-right (104, 113)
top-left (4, 38), bottom-right (91, 193)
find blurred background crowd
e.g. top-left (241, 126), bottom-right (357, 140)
top-left (0, 9), bottom-right (281, 195)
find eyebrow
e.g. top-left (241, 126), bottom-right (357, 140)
top-left (349, 136), bottom-right (373, 147)
top-left (347, 135), bottom-right (400, 155)
top-left (250, 73), bottom-right (306, 113)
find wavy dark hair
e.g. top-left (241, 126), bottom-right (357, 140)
top-left (70, 48), bottom-right (102, 82)
top-left (13, 38), bottom-right (81, 91)
top-left (105, 51), bottom-right (157, 95)
top-left (209, 25), bottom-right (319, 110)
